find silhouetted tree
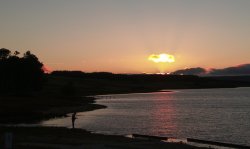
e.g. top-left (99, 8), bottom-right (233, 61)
top-left (0, 48), bottom-right (11, 59)
top-left (14, 51), bottom-right (20, 56)
top-left (0, 48), bottom-right (44, 94)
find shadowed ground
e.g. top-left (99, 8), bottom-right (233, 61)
top-left (0, 126), bottom-right (209, 149)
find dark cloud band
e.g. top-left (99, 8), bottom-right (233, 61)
top-left (172, 64), bottom-right (250, 76)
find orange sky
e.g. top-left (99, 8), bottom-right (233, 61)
top-left (1, 0), bottom-right (250, 73)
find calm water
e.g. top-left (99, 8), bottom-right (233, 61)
top-left (42, 87), bottom-right (250, 146)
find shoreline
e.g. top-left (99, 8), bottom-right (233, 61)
top-left (0, 96), bottom-right (107, 124)
top-left (0, 87), bottom-right (169, 124)
top-left (92, 90), bottom-right (173, 97)
top-left (2, 86), bottom-right (248, 125)
top-left (0, 126), bottom-right (210, 149)
top-left (2, 87), bottom-right (250, 148)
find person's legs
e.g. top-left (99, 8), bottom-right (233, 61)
top-left (72, 120), bottom-right (75, 128)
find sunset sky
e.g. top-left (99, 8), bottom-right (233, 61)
top-left (1, 0), bottom-right (250, 73)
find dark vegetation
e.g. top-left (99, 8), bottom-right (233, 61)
top-left (0, 48), bottom-right (105, 124)
top-left (1, 48), bottom-right (250, 124)
top-left (50, 70), bottom-right (250, 96)
top-left (207, 75), bottom-right (250, 83)
top-left (0, 48), bottom-right (44, 94)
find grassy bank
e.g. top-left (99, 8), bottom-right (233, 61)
top-left (0, 126), bottom-right (209, 149)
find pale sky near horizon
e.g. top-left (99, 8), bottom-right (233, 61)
top-left (1, 0), bottom-right (250, 73)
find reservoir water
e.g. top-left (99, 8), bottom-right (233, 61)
top-left (41, 87), bottom-right (250, 146)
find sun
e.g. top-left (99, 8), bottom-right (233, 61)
top-left (148, 53), bottom-right (175, 63)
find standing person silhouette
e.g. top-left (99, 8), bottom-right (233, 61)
top-left (72, 112), bottom-right (77, 129)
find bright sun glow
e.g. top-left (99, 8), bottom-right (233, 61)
top-left (148, 53), bottom-right (175, 63)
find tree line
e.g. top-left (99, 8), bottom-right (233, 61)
top-left (0, 48), bottom-right (44, 94)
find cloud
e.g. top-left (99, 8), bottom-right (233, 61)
top-left (148, 53), bottom-right (175, 63)
top-left (171, 64), bottom-right (250, 76)
top-left (172, 67), bottom-right (207, 75)
top-left (208, 64), bottom-right (250, 76)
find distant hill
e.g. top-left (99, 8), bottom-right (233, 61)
top-left (49, 71), bottom-right (250, 96)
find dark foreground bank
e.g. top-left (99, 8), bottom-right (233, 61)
top-left (0, 126), bottom-right (209, 149)
top-left (0, 96), bottom-right (106, 124)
